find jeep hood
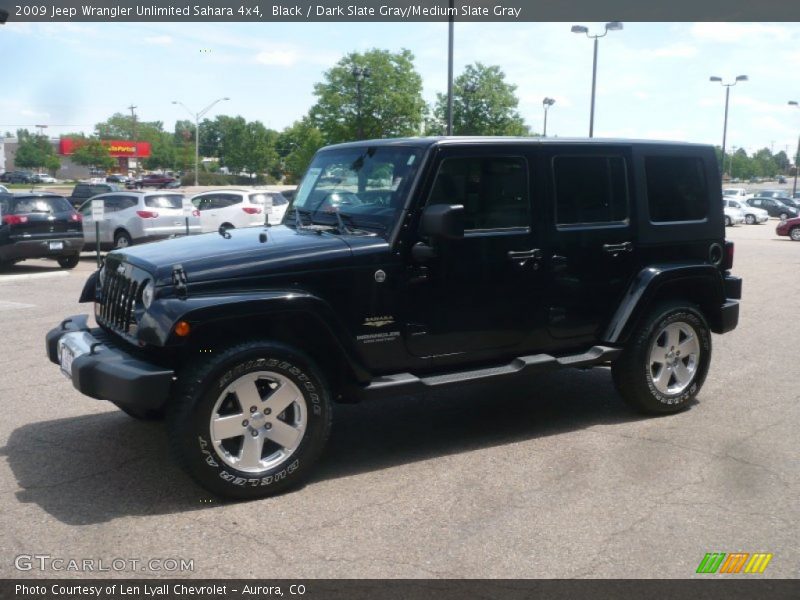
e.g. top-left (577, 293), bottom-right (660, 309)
top-left (112, 225), bottom-right (353, 286)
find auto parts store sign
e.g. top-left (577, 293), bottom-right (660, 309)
top-left (58, 138), bottom-right (151, 158)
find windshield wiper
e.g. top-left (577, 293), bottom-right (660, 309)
top-left (290, 207), bottom-right (311, 230)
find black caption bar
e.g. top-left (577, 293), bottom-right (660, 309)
top-left (2, 0), bottom-right (800, 22)
top-left (4, 579), bottom-right (800, 600)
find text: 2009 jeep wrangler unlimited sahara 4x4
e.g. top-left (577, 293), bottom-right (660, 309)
top-left (47, 138), bottom-right (741, 499)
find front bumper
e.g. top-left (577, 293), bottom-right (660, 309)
top-left (46, 314), bottom-right (174, 412)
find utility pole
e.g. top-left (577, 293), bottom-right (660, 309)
top-left (128, 104), bottom-right (138, 177)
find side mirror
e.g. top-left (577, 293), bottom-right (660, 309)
top-left (419, 204), bottom-right (464, 240)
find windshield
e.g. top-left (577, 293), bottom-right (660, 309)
top-left (145, 194), bottom-right (183, 209)
top-left (290, 145), bottom-right (423, 233)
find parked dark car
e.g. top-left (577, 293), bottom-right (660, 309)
top-left (67, 182), bottom-right (121, 209)
top-left (776, 216), bottom-right (800, 241)
top-left (0, 192), bottom-right (84, 268)
top-left (106, 174), bottom-right (130, 184)
top-left (754, 189), bottom-right (798, 205)
top-left (129, 174), bottom-right (178, 189)
top-left (1, 170), bottom-right (35, 184)
top-left (46, 137), bottom-right (741, 499)
top-left (746, 197), bottom-right (799, 219)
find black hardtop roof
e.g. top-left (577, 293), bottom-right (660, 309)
top-left (321, 136), bottom-right (714, 152)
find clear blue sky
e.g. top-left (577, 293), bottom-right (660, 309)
top-left (2, 21), bottom-right (800, 157)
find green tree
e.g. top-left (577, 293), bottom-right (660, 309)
top-left (427, 63), bottom-right (529, 136)
top-left (773, 150), bottom-right (791, 173)
top-left (14, 129), bottom-right (61, 172)
top-left (309, 48), bottom-right (426, 143)
top-left (70, 136), bottom-right (115, 171)
top-left (277, 119), bottom-right (325, 183)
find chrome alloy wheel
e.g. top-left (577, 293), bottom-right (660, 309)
top-left (210, 371), bottom-right (307, 473)
top-left (648, 321), bottom-right (701, 397)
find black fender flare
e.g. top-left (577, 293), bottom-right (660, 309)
top-left (138, 290), bottom-right (371, 381)
top-left (603, 263), bottom-right (726, 344)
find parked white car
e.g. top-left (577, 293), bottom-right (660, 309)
top-left (724, 198), bottom-right (768, 225)
top-left (722, 202), bottom-right (745, 226)
top-left (190, 189), bottom-right (289, 232)
top-left (79, 190), bottom-right (201, 249)
top-left (0, 184), bottom-right (8, 194)
top-left (722, 187), bottom-right (752, 200)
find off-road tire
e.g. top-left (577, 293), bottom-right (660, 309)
top-left (57, 255), bottom-right (80, 269)
top-left (166, 341), bottom-right (332, 499)
top-left (612, 303), bottom-right (711, 414)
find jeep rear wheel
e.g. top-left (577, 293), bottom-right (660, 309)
top-left (612, 304), bottom-right (711, 414)
top-left (167, 341), bottom-right (332, 499)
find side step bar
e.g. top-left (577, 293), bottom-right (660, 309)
top-left (357, 345), bottom-right (621, 401)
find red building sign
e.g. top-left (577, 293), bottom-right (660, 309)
top-left (59, 138), bottom-right (152, 158)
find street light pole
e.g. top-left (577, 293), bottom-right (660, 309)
top-left (571, 22), bottom-right (623, 138)
top-left (351, 66), bottom-right (371, 140)
top-left (542, 98), bottom-right (555, 137)
top-left (709, 75), bottom-right (748, 178)
top-left (789, 101), bottom-right (800, 196)
top-left (172, 97), bottom-right (230, 186)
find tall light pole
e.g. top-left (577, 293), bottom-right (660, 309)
top-left (351, 66), bottom-right (371, 139)
top-left (571, 21), bottom-right (623, 138)
top-left (709, 75), bottom-right (748, 178)
top-left (789, 101), bottom-right (800, 195)
top-left (447, 0), bottom-right (454, 135)
top-left (172, 97), bottom-right (230, 186)
top-left (542, 97), bottom-right (555, 137)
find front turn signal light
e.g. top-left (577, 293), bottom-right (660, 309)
top-left (174, 320), bottom-right (191, 337)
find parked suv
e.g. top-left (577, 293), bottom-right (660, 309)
top-left (1, 192), bottom-right (84, 268)
top-left (1, 170), bottom-right (35, 184)
top-left (47, 137), bottom-right (741, 499)
top-left (67, 182), bottom-right (121, 209)
top-left (191, 189), bottom-right (290, 231)
top-left (78, 190), bottom-right (201, 249)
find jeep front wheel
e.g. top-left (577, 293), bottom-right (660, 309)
top-left (612, 304), bottom-right (711, 414)
top-left (167, 341), bottom-right (332, 499)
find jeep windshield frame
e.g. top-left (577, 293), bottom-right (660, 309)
top-left (289, 145), bottom-right (424, 236)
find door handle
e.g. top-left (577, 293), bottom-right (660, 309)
top-left (603, 241), bottom-right (633, 254)
top-left (507, 249), bottom-right (542, 268)
top-left (507, 249), bottom-right (542, 260)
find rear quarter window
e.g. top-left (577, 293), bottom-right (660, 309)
top-left (645, 156), bottom-right (708, 223)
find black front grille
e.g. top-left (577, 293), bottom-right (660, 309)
top-left (98, 268), bottom-right (140, 334)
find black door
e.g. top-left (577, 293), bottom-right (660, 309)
top-left (537, 146), bottom-right (637, 347)
top-left (404, 148), bottom-right (548, 361)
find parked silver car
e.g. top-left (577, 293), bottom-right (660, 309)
top-left (79, 191), bottom-right (201, 249)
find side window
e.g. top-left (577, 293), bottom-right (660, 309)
top-left (119, 196), bottom-right (138, 210)
top-left (195, 194), bottom-right (215, 210)
top-left (103, 196), bottom-right (122, 213)
top-left (645, 156), bottom-right (708, 223)
top-left (216, 194), bottom-right (241, 208)
top-left (552, 155), bottom-right (628, 226)
top-left (427, 156), bottom-right (529, 231)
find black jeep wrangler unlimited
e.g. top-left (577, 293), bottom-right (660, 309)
top-left (47, 137), bottom-right (741, 499)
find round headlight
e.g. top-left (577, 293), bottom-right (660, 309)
top-left (142, 280), bottom-right (154, 309)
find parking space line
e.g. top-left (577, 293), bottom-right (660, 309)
top-left (0, 271), bottom-right (70, 284)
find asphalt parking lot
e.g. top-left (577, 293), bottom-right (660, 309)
top-left (0, 221), bottom-right (798, 579)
